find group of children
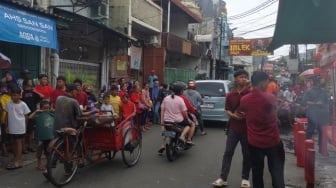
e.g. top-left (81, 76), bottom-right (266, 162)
top-left (0, 80), bottom-right (138, 171)
top-left (0, 82), bottom-right (54, 170)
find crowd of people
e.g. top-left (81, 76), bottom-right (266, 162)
top-left (0, 68), bottom-right (208, 172)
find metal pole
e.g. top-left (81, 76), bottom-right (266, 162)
top-left (167, 0), bottom-right (171, 32)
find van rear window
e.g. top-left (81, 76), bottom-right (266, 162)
top-left (196, 82), bottom-right (226, 97)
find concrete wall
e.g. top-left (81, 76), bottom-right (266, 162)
top-left (166, 53), bottom-right (201, 70)
top-left (131, 0), bottom-right (162, 31)
top-left (109, 0), bottom-right (130, 34)
top-left (50, 0), bottom-right (90, 17)
top-left (170, 12), bottom-right (189, 39)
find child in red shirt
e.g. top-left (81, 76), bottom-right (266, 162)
top-left (120, 93), bottom-right (136, 120)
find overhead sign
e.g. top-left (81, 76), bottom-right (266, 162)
top-left (229, 38), bottom-right (272, 56)
top-left (0, 3), bottom-right (58, 50)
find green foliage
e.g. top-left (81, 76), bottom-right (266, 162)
top-left (64, 69), bottom-right (98, 93)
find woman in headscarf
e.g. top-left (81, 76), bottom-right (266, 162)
top-left (4, 71), bottom-right (18, 87)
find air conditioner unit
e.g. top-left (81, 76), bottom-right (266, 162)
top-left (91, 2), bottom-right (108, 18)
top-left (148, 36), bottom-right (159, 44)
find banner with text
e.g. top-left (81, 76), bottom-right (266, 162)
top-left (0, 3), bottom-right (58, 50)
top-left (229, 38), bottom-right (272, 56)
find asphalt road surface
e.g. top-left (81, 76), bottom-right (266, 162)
top-left (0, 122), bottom-right (304, 188)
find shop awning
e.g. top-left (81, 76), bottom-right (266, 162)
top-left (0, 2), bottom-right (58, 50)
top-left (268, 0), bottom-right (336, 51)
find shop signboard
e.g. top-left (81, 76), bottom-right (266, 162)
top-left (0, 3), bottom-right (58, 50)
top-left (229, 37), bottom-right (272, 56)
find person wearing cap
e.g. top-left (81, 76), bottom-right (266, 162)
top-left (51, 76), bottom-right (67, 108)
top-left (53, 84), bottom-right (96, 132)
top-left (148, 69), bottom-right (158, 93)
top-left (34, 74), bottom-right (53, 101)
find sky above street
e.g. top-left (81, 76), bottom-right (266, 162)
top-left (225, 0), bottom-right (315, 58)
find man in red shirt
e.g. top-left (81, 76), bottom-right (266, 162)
top-left (238, 71), bottom-right (285, 188)
top-left (73, 79), bottom-right (88, 110)
top-left (51, 76), bottom-right (67, 108)
top-left (212, 70), bottom-right (251, 188)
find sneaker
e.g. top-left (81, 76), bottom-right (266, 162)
top-left (212, 178), bottom-right (228, 187)
top-left (241, 179), bottom-right (250, 188)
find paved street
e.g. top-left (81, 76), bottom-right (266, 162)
top-left (0, 124), bottom-right (306, 188)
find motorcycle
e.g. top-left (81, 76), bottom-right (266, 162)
top-left (162, 121), bottom-right (192, 161)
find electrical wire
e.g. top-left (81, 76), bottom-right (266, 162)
top-left (228, 0), bottom-right (278, 20)
top-left (234, 24), bottom-right (275, 36)
top-left (228, 0), bottom-right (277, 19)
top-left (231, 11), bottom-right (277, 27)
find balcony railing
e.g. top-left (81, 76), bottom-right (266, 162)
top-left (162, 33), bottom-right (201, 58)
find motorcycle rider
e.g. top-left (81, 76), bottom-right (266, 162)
top-left (160, 82), bottom-right (192, 144)
top-left (183, 80), bottom-right (206, 135)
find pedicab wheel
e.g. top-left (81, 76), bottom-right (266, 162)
top-left (46, 139), bottom-right (79, 187)
top-left (166, 138), bottom-right (178, 162)
top-left (105, 151), bottom-right (117, 160)
top-left (121, 127), bottom-right (142, 167)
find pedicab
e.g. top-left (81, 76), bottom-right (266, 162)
top-left (44, 111), bottom-right (141, 187)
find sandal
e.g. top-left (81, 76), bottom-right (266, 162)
top-left (157, 147), bottom-right (165, 155)
top-left (186, 140), bottom-right (194, 145)
top-left (6, 163), bottom-right (22, 170)
top-left (241, 179), bottom-right (250, 188)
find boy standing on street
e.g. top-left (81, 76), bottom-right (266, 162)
top-left (212, 70), bottom-right (251, 188)
top-left (22, 82), bottom-right (41, 152)
top-left (29, 100), bottom-right (54, 170)
top-left (238, 71), bottom-right (285, 188)
top-left (5, 87), bottom-right (31, 170)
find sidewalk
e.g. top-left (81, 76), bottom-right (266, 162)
top-left (281, 128), bottom-right (336, 188)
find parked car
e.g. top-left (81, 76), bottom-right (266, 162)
top-left (195, 80), bottom-right (231, 124)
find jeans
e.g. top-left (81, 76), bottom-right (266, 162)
top-left (306, 109), bottom-right (329, 152)
top-left (153, 102), bottom-right (160, 124)
top-left (249, 141), bottom-right (285, 188)
top-left (220, 129), bottom-right (250, 180)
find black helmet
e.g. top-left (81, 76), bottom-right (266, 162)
top-left (171, 81), bottom-right (186, 94)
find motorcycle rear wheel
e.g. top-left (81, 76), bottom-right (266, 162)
top-left (166, 139), bottom-right (178, 161)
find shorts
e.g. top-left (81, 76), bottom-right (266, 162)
top-left (177, 119), bottom-right (191, 127)
top-left (9, 134), bottom-right (25, 140)
top-left (0, 124), bottom-right (8, 143)
top-left (26, 119), bottom-right (35, 133)
top-left (39, 140), bottom-right (51, 154)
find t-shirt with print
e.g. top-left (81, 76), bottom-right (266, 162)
top-left (34, 112), bottom-right (54, 140)
top-left (5, 100), bottom-right (31, 134)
